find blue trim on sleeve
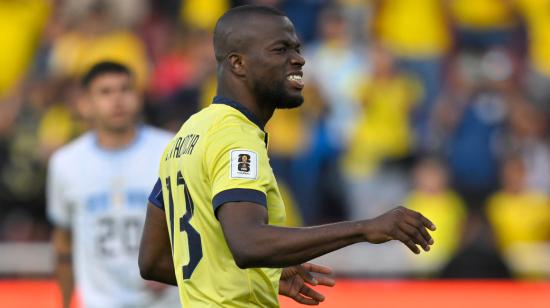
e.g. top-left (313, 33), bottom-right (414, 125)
top-left (212, 188), bottom-right (267, 218)
top-left (148, 178), bottom-right (164, 210)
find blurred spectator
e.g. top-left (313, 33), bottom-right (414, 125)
top-left (281, 0), bottom-right (327, 44)
top-left (485, 156), bottom-right (550, 277)
top-left (148, 27), bottom-right (213, 101)
top-left (336, 0), bottom-right (373, 42)
top-left (486, 156), bottom-right (550, 251)
top-left (305, 4), bottom-right (368, 150)
top-left (291, 4), bottom-right (366, 223)
top-left (48, 1), bottom-right (149, 89)
top-left (405, 158), bottom-right (467, 275)
top-left (516, 0), bottom-right (550, 114)
top-left (60, 0), bottom-right (148, 28)
top-left (180, 0), bottom-right (228, 31)
top-left (440, 212), bottom-right (512, 278)
top-left (342, 44), bottom-right (419, 220)
top-left (434, 50), bottom-right (514, 209)
top-left (448, 0), bottom-right (518, 50)
top-left (147, 26), bottom-right (217, 131)
top-left (504, 88), bottom-right (550, 195)
top-left (0, 81), bottom-right (51, 241)
top-left (343, 45), bottom-right (420, 178)
top-left (266, 96), bottom-right (314, 224)
top-left (0, 0), bottom-right (51, 98)
top-left (371, 0), bottom-right (451, 148)
top-left (37, 78), bottom-right (87, 158)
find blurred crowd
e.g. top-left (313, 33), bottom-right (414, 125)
top-left (1, 0), bottom-right (549, 279)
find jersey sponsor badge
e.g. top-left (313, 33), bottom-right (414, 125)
top-left (230, 150), bottom-right (258, 179)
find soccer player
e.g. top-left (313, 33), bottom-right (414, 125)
top-left (139, 5), bottom-right (436, 307)
top-left (47, 61), bottom-right (179, 308)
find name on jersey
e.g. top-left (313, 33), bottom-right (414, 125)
top-left (165, 134), bottom-right (200, 160)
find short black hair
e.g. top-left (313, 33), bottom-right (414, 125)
top-left (81, 61), bottom-right (132, 88)
top-left (213, 5), bottom-right (285, 63)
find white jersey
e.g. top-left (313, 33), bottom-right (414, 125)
top-left (47, 125), bottom-right (180, 308)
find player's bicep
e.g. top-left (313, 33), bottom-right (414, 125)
top-left (217, 201), bottom-right (269, 264)
top-left (218, 201), bottom-right (269, 227)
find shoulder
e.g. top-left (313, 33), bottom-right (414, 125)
top-left (208, 120), bottom-right (265, 155)
top-left (141, 125), bottom-right (174, 145)
top-left (209, 107), bottom-right (262, 138)
top-left (182, 104), bottom-right (263, 143)
top-left (48, 132), bottom-right (94, 179)
top-left (50, 132), bottom-right (94, 165)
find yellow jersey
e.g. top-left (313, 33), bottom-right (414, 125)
top-left (148, 96), bottom-right (286, 307)
top-left (373, 0), bottom-right (450, 57)
top-left (486, 190), bottom-right (550, 250)
top-left (516, 0), bottom-right (550, 76)
top-left (449, 0), bottom-right (515, 30)
top-left (0, 0), bottom-right (50, 97)
top-left (406, 190), bottom-right (466, 268)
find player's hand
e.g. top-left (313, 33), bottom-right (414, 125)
top-left (363, 206), bottom-right (436, 254)
top-left (279, 263), bottom-right (335, 305)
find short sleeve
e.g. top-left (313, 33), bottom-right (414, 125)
top-left (148, 178), bottom-right (164, 210)
top-left (205, 123), bottom-right (270, 217)
top-left (46, 152), bottom-right (72, 228)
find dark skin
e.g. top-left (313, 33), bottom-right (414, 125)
top-left (139, 12), bottom-right (436, 306)
top-left (138, 203), bottom-right (177, 286)
top-left (138, 203), bottom-right (336, 304)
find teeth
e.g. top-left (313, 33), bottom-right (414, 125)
top-left (287, 75), bottom-right (302, 81)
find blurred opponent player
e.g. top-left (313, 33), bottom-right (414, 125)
top-left (139, 5), bottom-right (436, 307)
top-left (47, 62), bottom-right (179, 308)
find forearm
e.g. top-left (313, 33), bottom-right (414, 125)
top-left (231, 220), bottom-right (367, 268)
top-left (221, 203), bottom-right (435, 269)
top-left (138, 203), bottom-right (178, 286)
top-left (142, 255), bottom-right (177, 286)
top-left (52, 228), bottom-right (74, 308)
top-left (55, 258), bottom-right (74, 308)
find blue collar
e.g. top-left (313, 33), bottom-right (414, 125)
top-left (212, 96), bottom-right (265, 131)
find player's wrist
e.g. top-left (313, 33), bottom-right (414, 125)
top-left (352, 220), bottom-right (372, 242)
top-left (359, 219), bottom-right (384, 243)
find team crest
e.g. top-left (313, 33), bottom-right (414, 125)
top-left (230, 150), bottom-right (257, 179)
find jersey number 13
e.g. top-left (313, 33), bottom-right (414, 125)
top-left (165, 171), bottom-right (203, 279)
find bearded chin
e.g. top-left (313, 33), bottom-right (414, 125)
top-left (253, 80), bottom-right (304, 110)
top-left (277, 95), bottom-right (304, 109)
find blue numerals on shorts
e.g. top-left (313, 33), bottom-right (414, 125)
top-left (165, 171), bottom-right (203, 280)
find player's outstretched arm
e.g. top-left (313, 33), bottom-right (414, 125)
top-left (218, 204), bottom-right (436, 268)
top-left (138, 203), bottom-right (177, 286)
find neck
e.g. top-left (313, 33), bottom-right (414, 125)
top-left (217, 80), bottom-right (274, 127)
top-left (96, 126), bottom-right (138, 150)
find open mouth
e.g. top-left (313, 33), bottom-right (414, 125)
top-left (286, 73), bottom-right (304, 89)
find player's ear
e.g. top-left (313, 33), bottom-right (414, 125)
top-left (227, 53), bottom-right (246, 77)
